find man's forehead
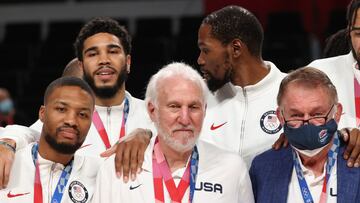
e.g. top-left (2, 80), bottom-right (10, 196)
top-left (48, 86), bottom-right (91, 102)
top-left (159, 83), bottom-right (203, 103)
top-left (83, 33), bottom-right (122, 48)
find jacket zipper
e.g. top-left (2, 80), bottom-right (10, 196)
top-left (239, 88), bottom-right (248, 155)
top-left (107, 107), bottom-right (111, 137)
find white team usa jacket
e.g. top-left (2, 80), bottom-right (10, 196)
top-left (92, 139), bottom-right (254, 203)
top-left (0, 143), bottom-right (101, 203)
top-left (200, 61), bottom-right (287, 167)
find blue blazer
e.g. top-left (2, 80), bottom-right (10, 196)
top-left (249, 144), bottom-right (360, 203)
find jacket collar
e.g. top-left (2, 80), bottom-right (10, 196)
top-left (213, 61), bottom-right (285, 102)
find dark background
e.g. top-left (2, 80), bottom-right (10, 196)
top-left (0, 0), bottom-right (352, 124)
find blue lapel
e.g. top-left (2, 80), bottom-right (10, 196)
top-left (270, 147), bottom-right (294, 203)
top-left (253, 147), bottom-right (293, 203)
top-left (337, 145), bottom-right (360, 202)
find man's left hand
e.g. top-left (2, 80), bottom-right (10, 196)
top-left (100, 128), bottom-right (152, 182)
top-left (340, 128), bottom-right (360, 167)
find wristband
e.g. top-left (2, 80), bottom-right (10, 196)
top-left (0, 141), bottom-right (16, 153)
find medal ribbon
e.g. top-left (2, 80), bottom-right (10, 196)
top-left (354, 76), bottom-right (360, 127)
top-left (292, 132), bottom-right (340, 203)
top-left (152, 138), bottom-right (199, 203)
top-left (32, 143), bottom-right (73, 203)
top-left (92, 97), bottom-right (129, 149)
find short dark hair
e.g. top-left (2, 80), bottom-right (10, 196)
top-left (347, 0), bottom-right (360, 29)
top-left (202, 5), bottom-right (264, 57)
top-left (74, 17), bottom-right (132, 61)
top-left (277, 67), bottom-right (338, 106)
top-left (44, 76), bottom-right (95, 105)
top-left (322, 28), bottom-right (350, 58)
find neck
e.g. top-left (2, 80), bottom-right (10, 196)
top-left (38, 137), bottom-right (73, 166)
top-left (95, 85), bottom-right (126, 107)
top-left (231, 57), bottom-right (270, 87)
top-left (158, 139), bottom-right (192, 173)
top-left (298, 143), bottom-right (333, 177)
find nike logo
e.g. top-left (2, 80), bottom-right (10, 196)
top-left (210, 122), bottom-right (227, 131)
top-left (7, 191), bottom-right (30, 198)
top-left (129, 184), bottom-right (142, 190)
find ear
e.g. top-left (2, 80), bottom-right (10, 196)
top-left (79, 60), bottom-right (85, 72)
top-left (276, 107), bottom-right (285, 126)
top-left (334, 103), bottom-right (343, 123)
top-left (126, 55), bottom-right (131, 74)
top-left (147, 101), bottom-right (156, 122)
top-left (39, 105), bottom-right (46, 122)
top-left (231, 39), bottom-right (242, 58)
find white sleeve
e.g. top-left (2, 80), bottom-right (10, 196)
top-left (0, 119), bottom-right (42, 150)
top-left (237, 159), bottom-right (255, 203)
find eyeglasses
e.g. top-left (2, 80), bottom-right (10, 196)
top-left (282, 104), bottom-right (335, 128)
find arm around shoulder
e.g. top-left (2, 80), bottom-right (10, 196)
top-left (0, 121), bottom-right (42, 150)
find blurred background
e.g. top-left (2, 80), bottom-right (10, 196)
top-left (0, 0), bottom-right (351, 124)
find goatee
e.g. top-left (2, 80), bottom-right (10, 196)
top-left (44, 128), bottom-right (82, 154)
top-left (83, 65), bottom-right (128, 99)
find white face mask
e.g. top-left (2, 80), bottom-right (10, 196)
top-left (292, 144), bottom-right (328, 157)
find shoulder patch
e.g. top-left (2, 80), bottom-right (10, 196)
top-left (68, 181), bottom-right (89, 203)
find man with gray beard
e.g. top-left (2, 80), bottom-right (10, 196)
top-left (92, 62), bottom-right (254, 203)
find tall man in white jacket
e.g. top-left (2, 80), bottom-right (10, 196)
top-left (198, 5), bottom-right (360, 168)
top-left (92, 62), bottom-right (254, 203)
top-left (197, 5), bottom-right (286, 166)
top-left (308, 0), bottom-right (360, 167)
top-left (0, 76), bottom-right (100, 203)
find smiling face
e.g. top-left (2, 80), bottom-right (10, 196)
top-left (81, 32), bottom-right (131, 98)
top-left (197, 24), bottom-right (232, 92)
top-left (39, 86), bottom-right (94, 154)
top-left (148, 76), bottom-right (206, 153)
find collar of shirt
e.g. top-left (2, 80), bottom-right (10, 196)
top-left (288, 151), bottom-right (337, 203)
top-left (213, 61), bottom-right (284, 101)
top-left (295, 151), bottom-right (326, 186)
top-left (35, 143), bottom-right (84, 173)
top-left (95, 104), bottom-right (124, 112)
top-left (94, 91), bottom-right (133, 112)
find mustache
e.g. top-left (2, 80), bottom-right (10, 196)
top-left (95, 65), bottom-right (117, 73)
top-left (172, 126), bottom-right (195, 132)
top-left (56, 126), bottom-right (80, 135)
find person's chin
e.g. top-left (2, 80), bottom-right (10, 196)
top-left (95, 80), bottom-right (117, 88)
top-left (57, 138), bottom-right (79, 147)
top-left (57, 133), bottom-right (77, 142)
top-left (171, 142), bottom-right (195, 153)
top-left (58, 130), bottom-right (78, 139)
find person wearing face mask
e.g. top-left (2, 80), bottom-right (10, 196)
top-left (249, 67), bottom-right (360, 203)
top-left (0, 88), bottom-right (30, 127)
